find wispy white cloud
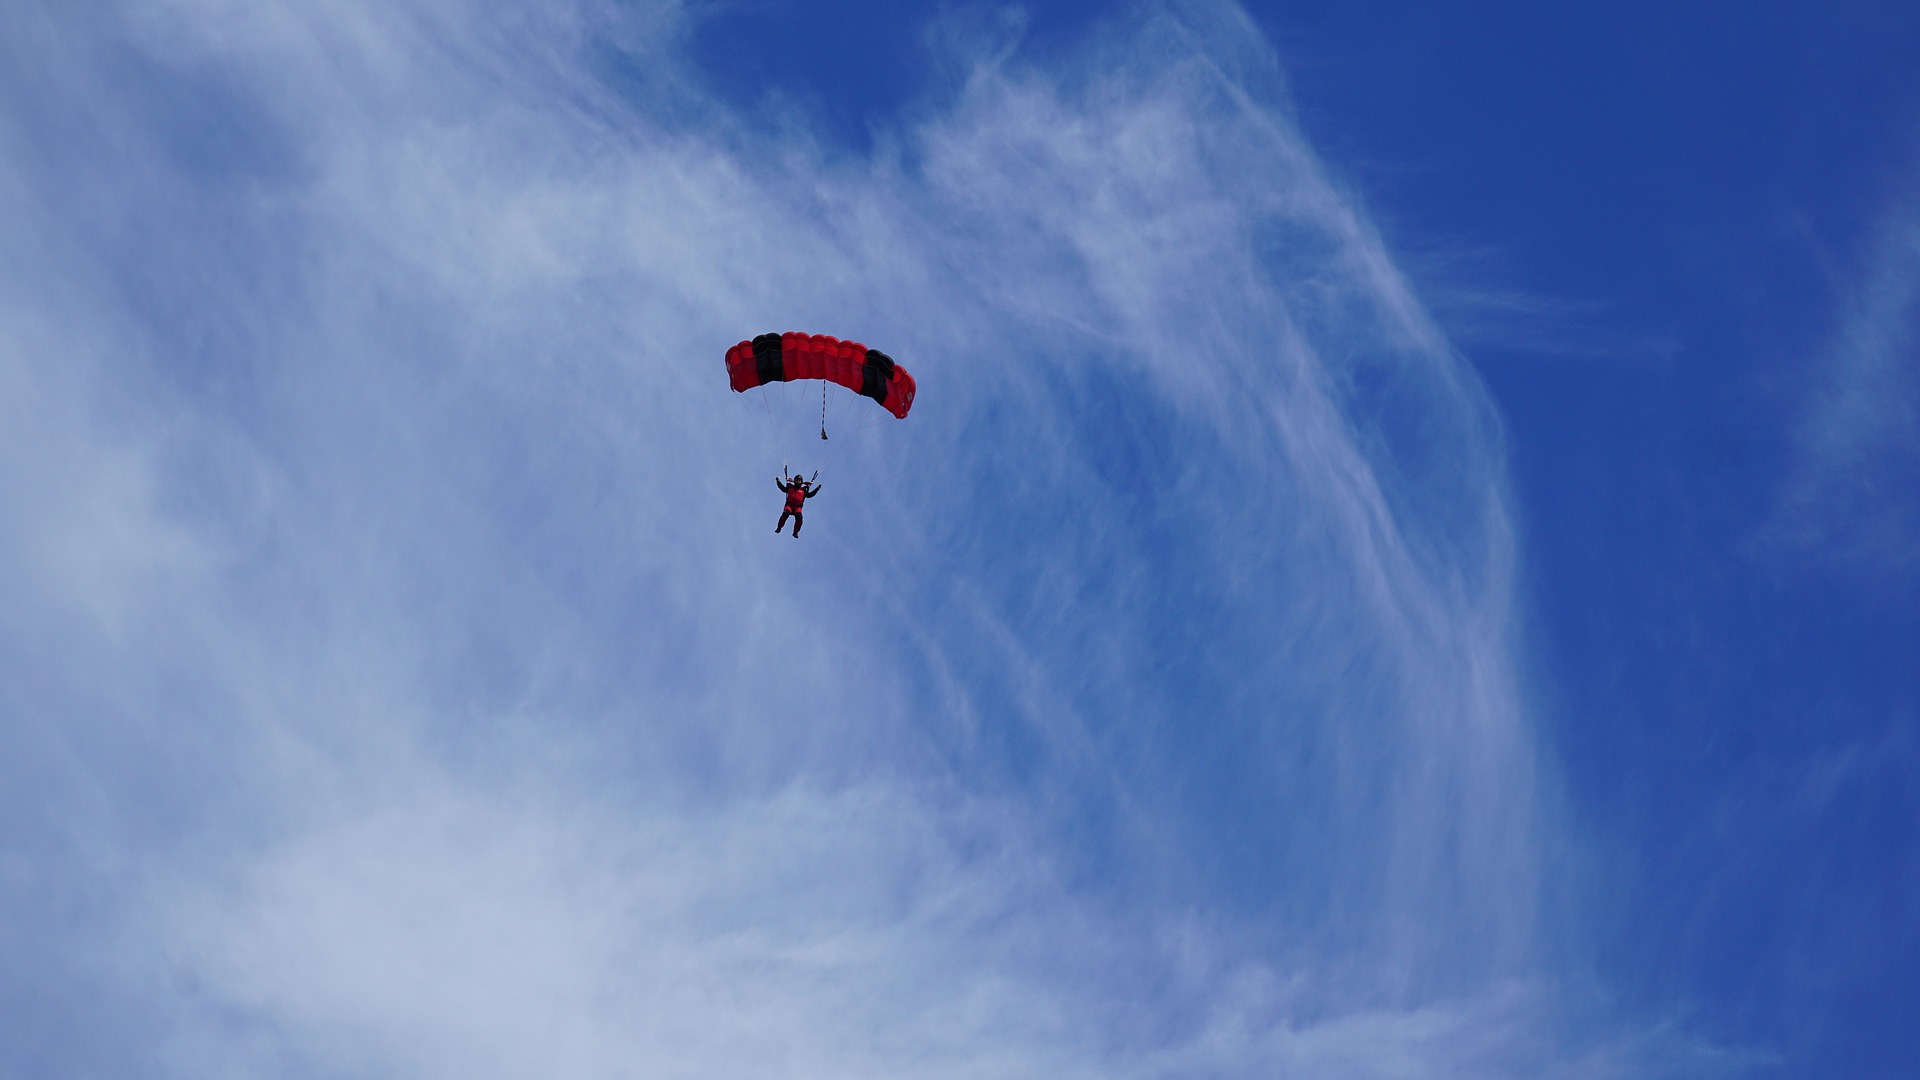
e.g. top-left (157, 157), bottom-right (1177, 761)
top-left (1, 0), bottom-right (1721, 1075)
top-left (1764, 166), bottom-right (1920, 581)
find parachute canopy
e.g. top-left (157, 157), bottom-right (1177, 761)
top-left (725, 332), bottom-right (916, 419)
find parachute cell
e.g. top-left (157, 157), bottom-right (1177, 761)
top-left (725, 332), bottom-right (916, 419)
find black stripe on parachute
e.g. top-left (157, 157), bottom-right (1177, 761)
top-left (860, 349), bottom-right (895, 405)
top-left (753, 333), bottom-right (784, 385)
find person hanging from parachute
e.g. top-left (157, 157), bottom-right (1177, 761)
top-left (725, 331), bottom-right (915, 539)
top-left (775, 468), bottom-right (820, 537)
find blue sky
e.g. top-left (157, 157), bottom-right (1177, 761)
top-left (2, 1), bottom-right (1915, 1077)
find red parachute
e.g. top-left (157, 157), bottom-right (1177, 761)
top-left (725, 332), bottom-right (916, 420)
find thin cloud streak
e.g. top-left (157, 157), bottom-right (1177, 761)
top-left (1764, 174), bottom-right (1920, 583)
top-left (2, 0), bottom-right (1717, 1076)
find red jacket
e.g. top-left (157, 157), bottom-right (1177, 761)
top-left (781, 480), bottom-right (817, 512)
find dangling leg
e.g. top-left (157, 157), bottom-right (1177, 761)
top-left (792, 513), bottom-right (803, 537)
top-left (776, 510), bottom-right (792, 534)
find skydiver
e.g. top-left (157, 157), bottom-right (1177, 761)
top-left (775, 471), bottom-right (821, 537)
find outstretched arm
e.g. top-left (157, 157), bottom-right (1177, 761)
top-left (808, 483), bottom-right (822, 497)
top-left (775, 477), bottom-right (788, 492)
